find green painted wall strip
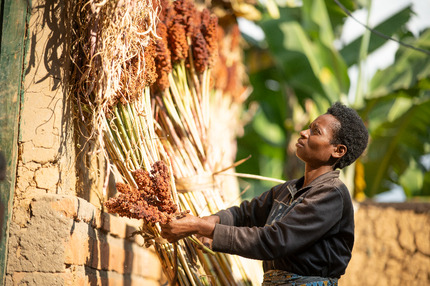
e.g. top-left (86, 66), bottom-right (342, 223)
top-left (0, 0), bottom-right (29, 283)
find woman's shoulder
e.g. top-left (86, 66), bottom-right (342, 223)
top-left (305, 174), bottom-right (352, 205)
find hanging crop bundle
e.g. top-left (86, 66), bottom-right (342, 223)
top-left (70, 0), bottom-right (257, 284)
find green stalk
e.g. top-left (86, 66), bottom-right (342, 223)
top-left (177, 243), bottom-right (201, 286)
top-left (125, 102), bottom-right (144, 166)
top-left (216, 252), bottom-right (236, 285)
top-left (162, 89), bottom-right (187, 133)
top-left (189, 191), bottom-right (207, 215)
top-left (159, 244), bottom-right (177, 283)
top-left (354, 0), bottom-right (372, 107)
top-left (231, 256), bottom-right (252, 286)
top-left (127, 100), bottom-right (154, 170)
top-left (179, 193), bottom-right (196, 215)
top-left (166, 157), bottom-right (181, 208)
top-left (207, 254), bottom-right (230, 286)
top-left (118, 103), bottom-right (143, 168)
top-left (106, 115), bottom-right (127, 162)
top-left (143, 87), bottom-right (161, 162)
top-left (168, 71), bottom-right (206, 158)
top-left (132, 115), bottom-right (153, 170)
top-left (113, 105), bottom-right (139, 169)
top-left (196, 251), bottom-right (220, 286)
top-left (188, 236), bottom-right (216, 256)
top-left (201, 68), bottom-right (210, 130)
top-left (159, 102), bottom-right (204, 174)
top-left (103, 130), bottom-right (135, 187)
top-left (175, 247), bottom-right (194, 286)
top-left (103, 114), bottom-right (137, 186)
top-left (137, 108), bottom-right (156, 167)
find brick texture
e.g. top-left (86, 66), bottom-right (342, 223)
top-left (340, 203), bottom-right (430, 286)
top-left (6, 194), bottom-right (165, 285)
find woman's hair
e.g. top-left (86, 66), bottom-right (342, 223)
top-left (327, 102), bottom-right (369, 169)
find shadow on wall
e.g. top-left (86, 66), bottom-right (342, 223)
top-left (24, 0), bottom-right (146, 284)
top-left (75, 121), bottom-right (117, 206)
top-left (25, 0), bottom-right (65, 87)
top-left (23, 0), bottom-right (75, 194)
top-left (81, 212), bottom-right (136, 285)
top-left (23, 0), bottom-right (124, 282)
top-left (84, 213), bottom-right (110, 286)
top-left (124, 225), bottom-right (135, 286)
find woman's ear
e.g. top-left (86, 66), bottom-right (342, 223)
top-left (333, 144), bottom-right (347, 159)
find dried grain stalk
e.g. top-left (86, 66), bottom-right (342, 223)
top-left (149, 0), bottom-right (258, 284)
top-left (69, 0), bottom-right (202, 284)
top-left (70, 0), bottom-right (258, 284)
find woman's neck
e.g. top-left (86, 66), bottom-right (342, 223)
top-left (303, 165), bottom-right (334, 187)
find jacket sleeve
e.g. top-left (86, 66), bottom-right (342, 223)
top-left (211, 185), bottom-right (344, 260)
top-left (214, 183), bottom-right (285, 228)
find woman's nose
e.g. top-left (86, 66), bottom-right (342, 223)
top-left (299, 129), bottom-right (309, 138)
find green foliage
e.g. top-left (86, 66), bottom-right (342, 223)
top-left (362, 29), bottom-right (430, 197)
top-left (236, 65), bottom-right (289, 199)
top-left (259, 1), bottom-right (350, 110)
top-left (340, 6), bottom-right (413, 67)
top-left (238, 0), bottom-right (430, 199)
top-left (363, 96), bottom-right (430, 197)
top-left (237, 0), bottom-right (354, 194)
top-left (324, 0), bottom-right (358, 36)
top-left (369, 29), bottom-right (430, 97)
top-left (422, 156), bottom-right (430, 196)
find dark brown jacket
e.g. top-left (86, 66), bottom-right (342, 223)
top-left (212, 170), bottom-right (354, 278)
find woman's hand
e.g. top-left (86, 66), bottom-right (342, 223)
top-left (160, 214), bottom-right (198, 243)
top-left (160, 214), bottom-right (219, 243)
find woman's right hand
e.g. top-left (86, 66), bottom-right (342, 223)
top-left (160, 214), bottom-right (219, 243)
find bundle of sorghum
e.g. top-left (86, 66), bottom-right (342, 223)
top-left (142, 0), bottom-right (219, 90)
top-left (104, 161), bottom-right (180, 224)
top-left (70, 0), bottom-right (257, 284)
top-left (149, 0), bottom-right (246, 99)
top-left (144, 1), bottom-right (259, 284)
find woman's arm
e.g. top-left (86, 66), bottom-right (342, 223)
top-left (211, 186), bottom-right (345, 260)
top-left (160, 183), bottom-right (285, 244)
top-left (160, 214), bottom-right (220, 243)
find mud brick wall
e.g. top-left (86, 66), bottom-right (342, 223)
top-left (4, 0), bottom-right (166, 284)
top-left (341, 202), bottom-right (430, 286)
top-left (6, 194), bottom-right (165, 286)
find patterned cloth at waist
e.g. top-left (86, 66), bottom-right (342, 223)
top-left (262, 270), bottom-right (338, 286)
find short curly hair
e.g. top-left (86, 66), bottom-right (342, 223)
top-left (326, 102), bottom-right (369, 169)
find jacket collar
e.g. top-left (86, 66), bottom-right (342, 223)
top-left (287, 170), bottom-right (340, 198)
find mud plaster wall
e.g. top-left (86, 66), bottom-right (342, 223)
top-left (5, 0), bottom-right (165, 284)
top-left (340, 203), bottom-right (430, 286)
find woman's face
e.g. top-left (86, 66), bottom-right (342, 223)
top-left (295, 114), bottom-right (341, 168)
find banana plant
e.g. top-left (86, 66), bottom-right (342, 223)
top-left (237, 0), bottom-right (355, 199)
top-left (362, 29), bottom-right (430, 197)
top-left (237, 0), bottom-right (430, 199)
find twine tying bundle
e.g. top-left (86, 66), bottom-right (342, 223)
top-left (175, 174), bottom-right (216, 193)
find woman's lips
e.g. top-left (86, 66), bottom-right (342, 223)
top-left (296, 139), bottom-right (304, 148)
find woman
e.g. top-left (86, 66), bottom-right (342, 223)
top-left (161, 102), bottom-right (369, 285)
